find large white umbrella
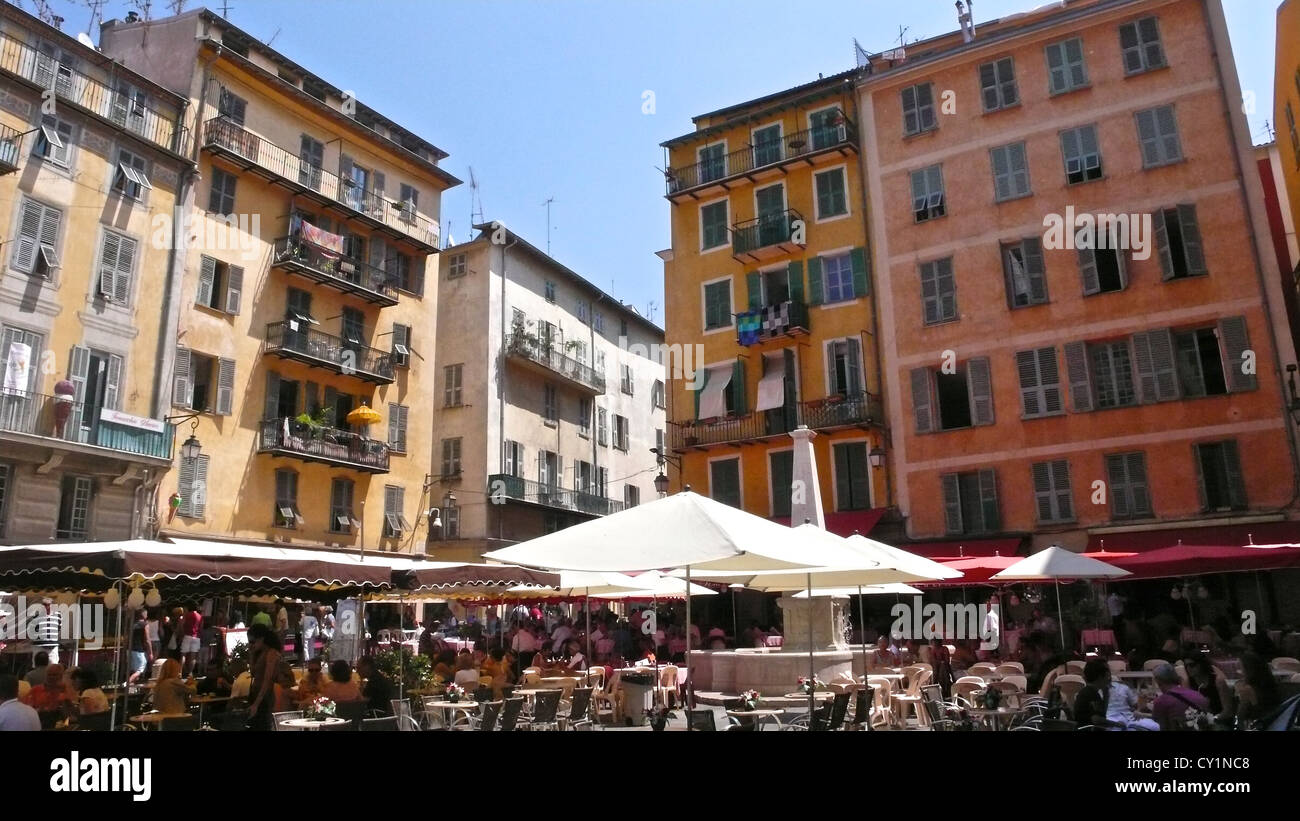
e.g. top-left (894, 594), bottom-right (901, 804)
top-left (591, 571), bottom-right (717, 599)
top-left (991, 545), bottom-right (1130, 650)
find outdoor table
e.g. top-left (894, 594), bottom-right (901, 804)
top-left (764, 635), bottom-right (784, 648)
top-left (129, 712), bottom-right (188, 730)
top-left (1081, 629), bottom-right (1116, 650)
top-left (967, 707), bottom-right (1026, 731)
top-left (423, 700), bottom-right (477, 730)
top-left (191, 694), bottom-right (231, 727)
top-left (782, 691), bottom-right (834, 700)
top-left (281, 717), bottom-right (348, 730)
top-left (726, 708), bottom-right (784, 730)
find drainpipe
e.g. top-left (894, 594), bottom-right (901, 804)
top-left (590, 291), bottom-right (607, 498)
top-left (498, 232), bottom-right (519, 543)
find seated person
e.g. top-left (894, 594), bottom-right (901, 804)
top-left (321, 660), bottom-right (362, 702)
top-left (295, 659), bottom-right (326, 704)
top-left (1071, 659), bottom-right (1110, 728)
top-left (480, 648), bottom-right (512, 697)
top-left (152, 659), bottom-right (195, 715)
top-left (432, 650), bottom-right (456, 684)
top-left (195, 661), bottom-right (233, 697)
top-left (452, 655), bottom-right (480, 688)
top-left (68, 667), bottom-right (109, 716)
top-left (357, 656), bottom-right (395, 715)
top-left (1150, 662), bottom-right (1209, 730)
top-left (273, 662), bottom-right (298, 713)
top-left (25, 663), bottom-right (73, 713)
top-left (1105, 674), bottom-right (1159, 731)
top-left (874, 636), bottom-right (901, 669)
top-left (563, 639), bottom-right (587, 672)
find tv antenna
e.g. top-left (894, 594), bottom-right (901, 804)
top-left (80, 0), bottom-right (107, 34)
top-left (264, 26), bottom-right (280, 48)
top-left (646, 300), bottom-right (657, 324)
top-left (542, 196), bottom-right (555, 256)
top-left (218, 0), bottom-right (233, 19)
top-left (467, 166), bottom-right (483, 230)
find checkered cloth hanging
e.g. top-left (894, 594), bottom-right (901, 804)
top-left (762, 302), bottom-right (791, 336)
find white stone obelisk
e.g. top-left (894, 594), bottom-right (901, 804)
top-left (789, 425), bottom-right (824, 528)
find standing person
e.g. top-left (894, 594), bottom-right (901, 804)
top-left (179, 605), bottom-right (203, 677)
top-left (357, 656), bottom-right (395, 715)
top-left (162, 607), bottom-right (184, 660)
top-left (980, 594), bottom-right (1002, 660)
top-left (146, 609), bottom-right (161, 659)
top-left (0, 675), bottom-right (40, 731)
top-left (1234, 652), bottom-right (1281, 729)
top-left (300, 608), bottom-right (320, 662)
top-left (275, 600), bottom-right (290, 651)
top-left (511, 623), bottom-right (537, 678)
top-left (128, 609), bottom-right (152, 684)
top-left (245, 624), bottom-right (282, 731)
top-left (24, 652), bottom-right (50, 688)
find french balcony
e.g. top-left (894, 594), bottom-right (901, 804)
top-left (488, 474), bottom-right (625, 517)
top-left (736, 300), bottom-right (810, 346)
top-left (664, 119), bottom-right (858, 200)
top-left (270, 237), bottom-right (400, 307)
top-left (0, 122), bottom-right (24, 175)
top-left (731, 209), bottom-right (806, 263)
top-left (669, 392), bottom-right (883, 451)
top-left (0, 390), bottom-right (174, 463)
top-left (202, 117), bottom-right (440, 251)
top-left (264, 320), bottom-right (395, 385)
top-left (0, 31), bottom-right (186, 153)
top-left (257, 418), bottom-right (389, 473)
top-left (504, 334), bottom-right (606, 395)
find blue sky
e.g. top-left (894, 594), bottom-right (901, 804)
top-left (37, 0), bottom-right (1280, 327)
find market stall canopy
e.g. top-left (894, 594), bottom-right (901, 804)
top-left (1106, 543), bottom-right (1300, 580)
top-left (590, 570), bottom-right (717, 599)
top-left (792, 582), bottom-right (924, 598)
top-left (483, 491), bottom-right (853, 573)
top-left (991, 546), bottom-right (1131, 581)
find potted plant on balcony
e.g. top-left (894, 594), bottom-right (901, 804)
top-left (293, 407), bottom-right (334, 441)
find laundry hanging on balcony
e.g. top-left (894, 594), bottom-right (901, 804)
top-left (756, 351), bottom-right (786, 412)
top-left (761, 302), bottom-right (795, 336)
top-left (290, 213), bottom-right (344, 256)
top-left (697, 364), bottom-right (733, 420)
top-left (736, 311), bottom-right (763, 346)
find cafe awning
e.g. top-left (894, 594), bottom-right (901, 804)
top-left (1086, 521), bottom-right (1300, 553)
top-left (755, 351), bottom-right (785, 412)
top-left (1108, 543), bottom-right (1300, 580)
top-left (697, 364), bottom-right (733, 419)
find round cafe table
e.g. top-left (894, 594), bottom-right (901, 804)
top-left (129, 712), bottom-right (188, 730)
top-left (967, 707), bottom-right (1026, 731)
top-left (281, 716), bottom-right (348, 730)
top-left (782, 691), bottom-right (834, 700)
top-left (423, 700), bottom-right (478, 730)
top-left (726, 708), bottom-right (784, 730)
top-left (191, 694), bottom-right (230, 727)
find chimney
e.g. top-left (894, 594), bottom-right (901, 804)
top-left (956, 0), bottom-right (976, 43)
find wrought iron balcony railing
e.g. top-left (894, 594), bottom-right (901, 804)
top-left (488, 474), bottom-right (625, 516)
top-left (665, 119), bottom-right (857, 196)
top-left (670, 392), bottom-right (883, 450)
top-left (504, 334), bottom-right (606, 394)
top-left (0, 122), bottom-right (24, 174)
top-left (264, 320), bottom-right (395, 384)
top-left (0, 390), bottom-right (174, 461)
top-left (731, 208), bottom-right (805, 260)
top-left (257, 418), bottom-right (389, 473)
top-left (271, 237), bottom-right (400, 306)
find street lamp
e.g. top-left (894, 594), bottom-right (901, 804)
top-left (869, 445), bottom-right (886, 468)
top-left (650, 447), bottom-right (681, 496)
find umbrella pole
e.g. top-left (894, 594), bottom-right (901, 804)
top-left (109, 580), bottom-right (124, 732)
top-left (857, 586), bottom-right (867, 686)
top-left (585, 588), bottom-right (591, 676)
top-left (807, 573), bottom-right (814, 725)
top-left (1055, 580), bottom-right (1066, 652)
top-left (399, 593), bottom-right (405, 695)
top-left (1185, 584), bottom-right (1195, 630)
top-left (685, 565), bottom-right (692, 728)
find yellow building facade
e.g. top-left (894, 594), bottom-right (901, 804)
top-left (1277, 0), bottom-right (1300, 240)
top-left (661, 72), bottom-right (889, 528)
top-left (101, 10), bottom-right (458, 553)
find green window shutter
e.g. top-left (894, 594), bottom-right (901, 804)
top-left (1223, 440), bottom-right (1246, 509)
top-left (978, 468), bottom-right (1000, 532)
top-left (216, 358), bottom-right (235, 415)
top-left (1218, 315), bottom-right (1256, 392)
top-left (806, 256), bottom-right (824, 305)
top-left (787, 260), bottom-right (804, 304)
top-left (731, 359), bottom-right (746, 416)
top-left (942, 474), bottom-right (962, 534)
top-left (694, 369), bottom-right (706, 420)
top-left (850, 247), bottom-right (868, 298)
top-left (263, 371), bottom-right (280, 421)
top-left (746, 271), bottom-right (761, 310)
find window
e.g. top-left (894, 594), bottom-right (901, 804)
top-left (621, 363), bottom-right (634, 395)
top-left (573, 340), bottom-right (587, 365)
top-left (32, 116), bottom-right (73, 166)
top-left (398, 183), bottom-right (419, 222)
top-left (195, 255), bottom-right (243, 315)
top-left (910, 165), bottom-right (945, 222)
top-left (1106, 452), bottom-right (1151, 519)
top-left (709, 458), bottom-right (741, 508)
top-left (577, 302), bottom-right (589, 324)
top-left (613, 414), bottom-right (630, 451)
top-left (441, 438), bottom-right (462, 477)
top-left (579, 397), bottom-right (591, 438)
top-left (391, 324), bottom-right (411, 367)
top-left (595, 349), bottom-right (606, 375)
top-left (574, 460), bottom-right (594, 494)
top-left (208, 168), bottom-right (237, 215)
top-left (698, 142), bottom-right (726, 183)
top-left (274, 469), bottom-right (300, 528)
top-left (814, 167), bottom-right (848, 219)
top-left (443, 503), bottom-right (460, 539)
top-left (172, 349), bottom-right (235, 415)
top-left (1135, 106), bottom-right (1182, 168)
top-left (11, 198), bottom-right (62, 277)
top-left (443, 364), bottom-right (462, 406)
top-left (1286, 103), bottom-right (1300, 163)
top-left (176, 455), bottom-right (208, 519)
top-left (1174, 328), bottom-right (1227, 398)
top-left (1154, 204), bottom-right (1206, 280)
top-left (827, 338), bottom-right (863, 397)
top-left (299, 135), bottom-right (324, 190)
top-left (543, 383), bottom-right (557, 424)
top-left (1032, 460), bottom-right (1074, 523)
top-left (1195, 441), bottom-right (1246, 512)
top-left (942, 470), bottom-right (999, 535)
top-left (919, 258), bottom-right (957, 324)
top-left (700, 201), bottom-right (729, 250)
top-left (811, 107), bottom-right (847, 149)
top-left (1016, 347), bottom-right (1063, 418)
top-left (752, 123), bottom-right (782, 166)
top-left (596, 314), bottom-right (607, 335)
top-left (539, 450), bottom-right (559, 489)
top-left (833, 442), bottom-right (871, 511)
top-left (652, 379), bottom-right (665, 409)
top-left (217, 86), bottom-right (247, 124)
top-left (56, 476), bottom-right (93, 539)
top-left (383, 485), bottom-right (410, 538)
top-left (769, 450), bottom-right (794, 517)
top-left (544, 280), bottom-right (556, 302)
top-left (387, 403), bottom-right (408, 453)
top-left (624, 485), bottom-right (640, 508)
top-left (1119, 17), bottom-right (1166, 75)
top-left (1061, 125), bottom-right (1102, 184)
top-left (1045, 37), bottom-right (1089, 94)
top-left (330, 478), bottom-right (356, 533)
top-left (503, 440), bottom-right (524, 477)
top-left (1002, 238), bottom-right (1047, 308)
top-left (901, 83), bottom-right (937, 136)
top-left (448, 253), bottom-right (467, 278)
top-left (597, 407), bottom-right (608, 446)
top-left (990, 142), bottom-right (1030, 201)
top-left (704, 280), bottom-right (732, 330)
top-left (96, 230), bottom-right (137, 306)
top-left (979, 57), bottom-right (1019, 112)
top-left (909, 358), bottom-right (994, 433)
top-left (389, 253), bottom-right (418, 294)
top-left (1090, 341), bottom-right (1137, 409)
top-left (113, 149), bottom-right (151, 200)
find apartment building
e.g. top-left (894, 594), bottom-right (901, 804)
top-left (0, 5), bottom-right (190, 542)
top-left (433, 224), bottom-right (664, 561)
top-left (1277, 0), bottom-right (1300, 242)
top-left (857, 0), bottom-right (1298, 550)
top-left (99, 9), bottom-right (458, 552)
top-left (660, 71), bottom-right (889, 531)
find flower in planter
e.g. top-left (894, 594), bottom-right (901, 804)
top-left (305, 696), bottom-right (336, 720)
top-left (737, 689), bottom-right (762, 712)
top-left (445, 683), bottom-right (465, 703)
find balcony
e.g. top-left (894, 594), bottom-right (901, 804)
top-left (271, 237), bottom-right (400, 307)
top-left (203, 117), bottom-right (439, 251)
top-left (665, 119), bottom-right (858, 200)
top-left (264, 320), bottom-right (395, 384)
top-left (488, 474), bottom-right (625, 517)
top-left (670, 393), bottom-right (883, 451)
top-left (504, 334), bottom-right (606, 395)
top-left (736, 300), bottom-right (810, 346)
top-left (0, 391), bottom-right (174, 463)
top-left (0, 31), bottom-right (185, 153)
top-left (0, 122), bottom-right (24, 175)
top-left (731, 209), bottom-right (806, 263)
top-left (257, 418), bottom-right (389, 473)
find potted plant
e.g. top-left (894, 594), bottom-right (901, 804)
top-left (737, 689), bottom-right (761, 712)
top-left (797, 675), bottom-right (824, 695)
top-left (372, 646), bottom-right (433, 693)
top-left (304, 696), bottom-right (337, 721)
top-left (444, 682), bottom-right (466, 704)
top-left (649, 704), bottom-right (674, 731)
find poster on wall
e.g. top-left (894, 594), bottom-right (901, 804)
top-left (331, 598), bottom-right (361, 665)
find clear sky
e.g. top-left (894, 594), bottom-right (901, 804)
top-left (36, 0), bottom-right (1280, 327)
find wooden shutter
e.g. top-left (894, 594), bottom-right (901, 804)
top-left (746, 272), bottom-right (761, 310)
top-left (942, 474), bottom-right (962, 534)
top-left (305, 381), bottom-right (319, 415)
top-left (920, 261), bottom-right (939, 324)
top-left (1022, 238), bottom-right (1046, 303)
top-left (216, 358), bottom-right (235, 415)
top-left (372, 170), bottom-right (386, 199)
top-left (937, 258), bottom-right (956, 320)
top-left (1132, 328), bottom-right (1178, 403)
top-left (806, 256), bottom-right (824, 305)
top-left (787, 260), bottom-right (804, 304)
top-left (225, 264), bottom-right (244, 314)
top-left (967, 357), bottom-right (994, 426)
top-left (36, 204), bottom-right (60, 271)
top-left (1126, 452), bottom-right (1150, 516)
top-left (1153, 208), bottom-right (1175, 280)
top-left (178, 457), bottom-right (196, 517)
top-left (193, 455), bottom-right (209, 518)
top-left (978, 468), bottom-right (1000, 531)
top-left (850, 247), bottom-right (869, 298)
top-left (1106, 455), bottom-right (1130, 518)
top-left (196, 256), bottom-right (216, 307)
top-left (66, 345), bottom-right (90, 436)
top-left (1063, 341), bottom-right (1093, 412)
top-left (99, 231), bottom-right (121, 297)
top-left (1017, 350), bottom-right (1042, 417)
top-left (1217, 316), bottom-right (1256, 392)
top-left (846, 338), bottom-right (862, 396)
top-left (12, 200), bottom-right (41, 271)
top-left (1176, 204), bottom-right (1206, 275)
top-left (1077, 247), bottom-right (1101, 295)
top-left (113, 234), bottom-right (135, 304)
top-left (1052, 460), bottom-right (1073, 520)
top-left (731, 358), bottom-right (746, 416)
top-left (173, 348), bottom-right (192, 408)
top-left (1223, 440), bottom-right (1246, 509)
top-left (910, 367), bottom-right (934, 434)
top-left (1038, 347), bottom-right (1062, 414)
top-left (1032, 462), bottom-right (1054, 522)
top-left (101, 354), bottom-right (122, 411)
top-left (264, 370), bottom-right (281, 421)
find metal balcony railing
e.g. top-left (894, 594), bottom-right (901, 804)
top-left (264, 320), bottom-right (394, 384)
top-left (0, 390), bottom-right (174, 460)
top-left (665, 119), bottom-right (857, 196)
top-left (0, 31), bottom-right (186, 152)
top-left (670, 392), bottom-right (883, 450)
top-left (504, 334), bottom-right (606, 394)
top-left (488, 474), bottom-right (625, 516)
top-left (204, 117), bottom-right (439, 248)
top-left (0, 122), bottom-right (24, 174)
top-left (271, 237), bottom-right (400, 306)
top-left (731, 209), bottom-right (805, 258)
top-left (736, 300), bottom-right (810, 345)
top-left (258, 418), bottom-right (389, 472)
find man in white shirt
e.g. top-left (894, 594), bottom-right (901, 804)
top-left (512, 627), bottom-right (537, 656)
top-left (300, 609), bottom-right (320, 661)
top-left (551, 620), bottom-right (573, 654)
top-left (0, 675), bottom-right (41, 731)
top-left (979, 595), bottom-right (1001, 659)
top-left (1105, 678), bottom-right (1159, 731)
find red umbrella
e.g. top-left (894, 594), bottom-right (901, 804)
top-left (923, 554), bottom-right (1021, 586)
top-left (1111, 544), bottom-right (1300, 580)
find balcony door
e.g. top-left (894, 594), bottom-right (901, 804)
top-left (810, 108), bottom-right (844, 150)
top-left (752, 123), bottom-right (782, 168)
top-left (285, 288), bottom-right (313, 353)
top-left (299, 135), bottom-right (324, 190)
top-left (755, 184), bottom-right (786, 247)
top-left (762, 268), bottom-right (790, 308)
top-left (0, 326), bottom-right (42, 431)
top-left (67, 347), bottom-right (121, 447)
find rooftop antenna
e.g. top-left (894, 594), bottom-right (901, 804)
top-left (542, 196), bottom-right (555, 256)
top-left (218, 0), bottom-right (233, 19)
top-left (165, 0), bottom-right (187, 13)
top-left (467, 166), bottom-right (483, 231)
top-left (80, 0), bottom-right (106, 34)
top-left (957, 1), bottom-right (976, 43)
top-left (264, 25), bottom-right (280, 48)
top-left (646, 300), bottom-right (657, 324)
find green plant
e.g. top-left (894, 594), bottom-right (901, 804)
top-left (294, 406), bottom-right (335, 435)
top-left (371, 647), bottom-right (432, 691)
